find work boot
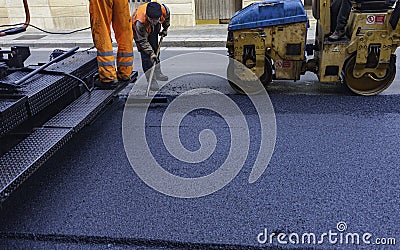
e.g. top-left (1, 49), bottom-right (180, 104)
top-left (118, 71), bottom-right (136, 83)
top-left (94, 79), bottom-right (118, 89)
top-left (328, 30), bottom-right (346, 41)
top-left (155, 72), bottom-right (169, 81)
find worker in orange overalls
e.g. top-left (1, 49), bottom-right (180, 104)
top-left (89, 0), bottom-right (134, 89)
top-left (132, 2), bottom-right (170, 90)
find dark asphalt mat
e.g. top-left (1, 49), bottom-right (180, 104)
top-left (0, 95), bottom-right (399, 249)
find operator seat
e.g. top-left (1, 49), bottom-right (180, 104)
top-left (352, 0), bottom-right (395, 11)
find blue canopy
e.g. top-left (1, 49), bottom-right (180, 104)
top-left (228, 0), bottom-right (308, 31)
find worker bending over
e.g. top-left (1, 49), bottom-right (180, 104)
top-left (133, 2), bottom-right (170, 90)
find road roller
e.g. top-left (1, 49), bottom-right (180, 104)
top-left (227, 0), bottom-right (400, 95)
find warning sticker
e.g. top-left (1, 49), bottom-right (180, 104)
top-left (282, 61), bottom-right (291, 68)
top-left (275, 60), bottom-right (291, 69)
top-left (366, 15), bottom-right (386, 24)
top-left (275, 60), bottom-right (283, 69)
top-left (375, 15), bottom-right (386, 24)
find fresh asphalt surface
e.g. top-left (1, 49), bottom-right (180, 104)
top-left (0, 48), bottom-right (399, 249)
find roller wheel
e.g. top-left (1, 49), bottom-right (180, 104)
top-left (228, 56), bottom-right (273, 95)
top-left (343, 54), bottom-right (396, 96)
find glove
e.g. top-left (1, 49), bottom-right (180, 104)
top-left (150, 53), bottom-right (158, 65)
top-left (159, 29), bottom-right (168, 37)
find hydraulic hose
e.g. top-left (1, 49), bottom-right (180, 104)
top-left (0, 0), bottom-right (30, 37)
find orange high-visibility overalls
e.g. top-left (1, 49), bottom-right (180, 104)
top-left (89, 0), bottom-right (133, 82)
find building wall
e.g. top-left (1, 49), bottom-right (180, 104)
top-left (0, 0), bottom-right (307, 30)
top-left (242, 0), bottom-right (256, 7)
top-left (0, 0), bottom-right (195, 30)
top-left (162, 0), bottom-right (196, 27)
top-left (0, 0), bottom-right (90, 30)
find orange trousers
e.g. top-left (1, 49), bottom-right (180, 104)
top-left (89, 0), bottom-right (134, 82)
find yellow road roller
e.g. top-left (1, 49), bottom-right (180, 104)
top-left (227, 0), bottom-right (400, 95)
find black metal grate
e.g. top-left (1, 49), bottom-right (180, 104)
top-left (0, 96), bottom-right (28, 138)
top-left (0, 52), bottom-right (134, 201)
top-left (7, 72), bottom-right (75, 116)
top-left (44, 90), bottom-right (114, 132)
top-left (0, 128), bottom-right (72, 200)
top-left (47, 51), bottom-right (97, 76)
top-left (0, 51), bottom-right (98, 136)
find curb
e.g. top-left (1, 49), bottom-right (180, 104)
top-left (0, 41), bottom-right (227, 49)
top-left (1, 38), bottom-right (316, 49)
